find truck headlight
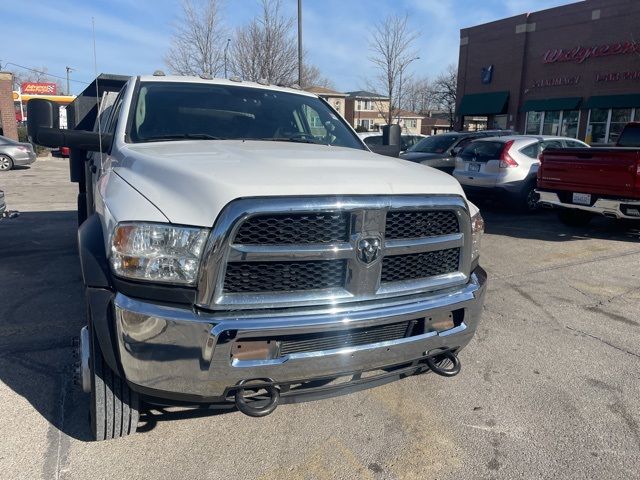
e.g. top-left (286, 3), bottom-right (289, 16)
top-left (110, 223), bottom-right (209, 284)
top-left (470, 211), bottom-right (484, 264)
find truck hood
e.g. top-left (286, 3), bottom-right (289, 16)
top-left (115, 140), bottom-right (466, 226)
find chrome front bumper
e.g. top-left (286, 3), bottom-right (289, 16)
top-left (115, 268), bottom-right (487, 400)
top-left (538, 191), bottom-right (640, 219)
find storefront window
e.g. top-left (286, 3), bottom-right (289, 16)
top-left (525, 110), bottom-right (579, 137)
top-left (608, 108), bottom-right (633, 144)
top-left (542, 111), bottom-right (560, 135)
top-left (560, 110), bottom-right (579, 138)
top-left (525, 111), bottom-right (542, 134)
top-left (588, 109), bottom-right (609, 144)
top-left (588, 108), bottom-right (636, 144)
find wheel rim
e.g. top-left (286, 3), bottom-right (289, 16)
top-left (0, 156), bottom-right (11, 170)
top-left (526, 189), bottom-right (539, 210)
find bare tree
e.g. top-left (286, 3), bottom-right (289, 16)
top-left (367, 14), bottom-right (419, 124)
top-left (11, 67), bottom-right (65, 94)
top-left (302, 64), bottom-right (334, 89)
top-left (165, 0), bottom-right (227, 76)
top-left (231, 0), bottom-right (298, 85)
top-left (401, 76), bottom-right (434, 113)
top-left (430, 64), bottom-right (458, 127)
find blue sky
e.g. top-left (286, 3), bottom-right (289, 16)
top-left (1, 0), bottom-right (575, 94)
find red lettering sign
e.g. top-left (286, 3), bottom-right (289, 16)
top-left (596, 70), bottom-right (640, 83)
top-left (532, 75), bottom-right (581, 88)
top-left (543, 41), bottom-right (640, 64)
top-left (21, 82), bottom-right (57, 95)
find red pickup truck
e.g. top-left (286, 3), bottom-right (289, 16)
top-left (537, 122), bottom-right (640, 225)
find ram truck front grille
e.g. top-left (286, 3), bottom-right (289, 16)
top-left (385, 210), bottom-right (459, 239)
top-left (381, 248), bottom-right (460, 284)
top-left (223, 260), bottom-right (347, 293)
top-left (234, 212), bottom-right (350, 244)
top-left (198, 196), bottom-right (472, 310)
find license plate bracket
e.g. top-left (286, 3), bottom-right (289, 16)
top-left (572, 192), bottom-right (591, 205)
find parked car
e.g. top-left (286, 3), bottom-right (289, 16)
top-left (358, 132), bottom-right (426, 152)
top-left (538, 122), bottom-right (640, 225)
top-left (400, 130), bottom-right (515, 174)
top-left (0, 135), bottom-right (37, 171)
top-left (28, 75), bottom-right (487, 441)
top-left (453, 136), bottom-right (589, 212)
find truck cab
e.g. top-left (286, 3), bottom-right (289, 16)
top-left (27, 74), bottom-right (486, 440)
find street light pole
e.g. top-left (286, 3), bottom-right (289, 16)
top-left (297, 0), bottom-right (303, 87)
top-left (65, 66), bottom-right (74, 95)
top-left (224, 38), bottom-right (231, 78)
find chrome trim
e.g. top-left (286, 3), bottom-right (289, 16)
top-left (196, 195), bottom-right (472, 310)
top-left (115, 267), bottom-right (486, 398)
top-left (384, 233), bottom-right (463, 255)
top-left (537, 191), bottom-right (640, 219)
top-left (227, 242), bottom-right (353, 262)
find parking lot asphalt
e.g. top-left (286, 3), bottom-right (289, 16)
top-left (1, 158), bottom-right (639, 480)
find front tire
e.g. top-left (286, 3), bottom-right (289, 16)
top-left (89, 323), bottom-right (139, 441)
top-left (558, 208), bottom-right (593, 227)
top-left (0, 155), bottom-right (14, 171)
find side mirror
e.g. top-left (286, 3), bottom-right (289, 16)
top-left (27, 98), bottom-right (111, 152)
top-left (27, 98), bottom-right (59, 143)
top-left (451, 146), bottom-right (462, 156)
top-left (369, 144), bottom-right (401, 158)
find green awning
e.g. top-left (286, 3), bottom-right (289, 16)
top-left (584, 94), bottom-right (640, 109)
top-left (522, 97), bottom-right (581, 112)
top-left (458, 91), bottom-right (509, 116)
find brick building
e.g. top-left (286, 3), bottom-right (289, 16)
top-left (456, 0), bottom-right (640, 144)
top-left (0, 72), bottom-right (18, 141)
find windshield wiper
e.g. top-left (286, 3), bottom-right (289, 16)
top-left (258, 137), bottom-right (321, 144)
top-left (141, 133), bottom-right (222, 142)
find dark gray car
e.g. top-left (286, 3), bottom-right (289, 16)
top-left (0, 135), bottom-right (37, 171)
top-left (400, 130), bottom-right (514, 174)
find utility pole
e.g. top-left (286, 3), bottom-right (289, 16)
top-left (224, 38), bottom-right (231, 78)
top-left (297, 0), bottom-right (303, 87)
top-left (65, 66), bottom-right (74, 95)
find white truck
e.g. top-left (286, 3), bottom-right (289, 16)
top-left (27, 74), bottom-right (486, 440)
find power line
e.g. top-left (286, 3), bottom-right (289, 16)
top-left (2, 62), bottom-right (90, 85)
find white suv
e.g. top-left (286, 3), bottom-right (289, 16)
top-left (453, 136), bottom-right (589, 211)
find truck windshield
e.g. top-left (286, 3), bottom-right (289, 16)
top-left (407, 134), bottom-right (458, 154)
top-left (129, 82), bottom-right (364, 150)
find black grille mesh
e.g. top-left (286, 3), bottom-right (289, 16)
top-left (385, 210), bottom-right (459, 239)
top-left (223, 260), bottom-right (347, 293)
top-left (279, 321), bottom-right (410, 355)
top-left (234, 212), bottom-right (350, 244)
top-left (381, 248), bottom-right (460, 283)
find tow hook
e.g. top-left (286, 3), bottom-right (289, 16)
top-left (234, 379), bottom-right (280, 417)
top-left (425, 350), bottom-right (461, 377)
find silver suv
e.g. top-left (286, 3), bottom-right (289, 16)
top-left (453, 136), bottom-right (589, 211)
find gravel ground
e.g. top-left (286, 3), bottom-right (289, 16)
top-left (1, 158), bottom-right (639, 480)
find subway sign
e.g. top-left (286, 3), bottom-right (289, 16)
top-left (543, 41), bottom-right (640, 64)
top-left (21, 82), bottom-right (57, 95)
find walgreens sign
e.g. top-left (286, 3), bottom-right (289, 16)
top-left (543, 41), bottom-right (640, 64)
